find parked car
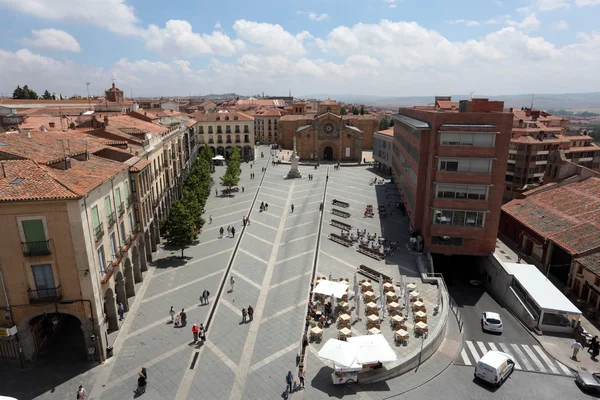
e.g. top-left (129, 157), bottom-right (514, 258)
top-left (575, 372), bottom-right (600, 393)
top-left (474, 350), bottom-right (515, 387)
top-left (481, 311), bottom-right (503, 333)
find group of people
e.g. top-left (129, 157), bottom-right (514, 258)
top-left (307, 174), bottom-right (315, 180)
top-left (285, 369), bottom-right (306, 395)
top-left (260, 201), bottom-right (269, 212)
top-left (242, 216), bottom-right (251, 226)
top-left (191, 323), bottom-right (206, 344)
top-left (572, 335), bottom-right (600, 361)
top-left (219, 225), bottom-right (236, 238)
top-left (169, 306), bottom-right (187, 327)
top-left (241, 305), bottom-right (254, 323)
top-left (250, 172), bottom-right (256, 179)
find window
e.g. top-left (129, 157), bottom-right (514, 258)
top-left (199, 126), bottom-right (204, 134)
top-left (22, 219), bottom-right (46, 243)
top-left (109, 232), bottom-right (118, 259)
top-left (226, 125), bottom-right (231, 133)
top-left (120, 221), bottom-right (126, 244)
top-left (433, 209), bottom-right (485, 227)
top-left (105, 196), bottom-right (113, 216)
top-left (128, 212), bottom-right (134, 234)
top-left (217, 126), bottom-right (222, 134)
top-left (439, 132), bottom-right (495, 147)
top-left (431, 236), bottom-right (464, 246)
top-left (115, 188), bottom-right (123, 214)
top-left (31, 264), bottom-right (56, 293)
top-left (435, 184), bottom-right (488, 200)
top-left (208, 126), bottom-right (213, 134)
top-left (438, 158), bottom-right (492, 173)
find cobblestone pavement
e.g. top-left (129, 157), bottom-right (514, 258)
top-left (4, 147), bottom-right (456, 400)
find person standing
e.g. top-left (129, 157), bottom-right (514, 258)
top-left (135, 367), bottom-right (147, 394)
top-left (76, 385), bottom-right (87, 399)
top-left (198, 323), bottom-right (206, 344)
top-left (231, 226), bottom-right (236, 238)
top-left (209, 215), bottom-right (213, 224)
top-left (286, 371), bottom-right (294, 393)
top-left (572, 339), bottom-right (583, 360)
top-left (227, 225), bottom-right (231, 237)
top-left (192, 324), bottom-right (199, 343)
top-left (593, 340), bottom-right (600, 361)
top-left (589, 335), bottom-right (598, 354)
top-left (219, 226), bottom-right (224, 238)
top-left (242, 307), bottom-right (247, 323)
top-left (230, 276), bottom-right (235, 292)
top-left (169, 306), bottom-right (175, 323)
top-left (118, 302), bottom-right (125, 321)
top-left (180, 309), bottom-right (187, 327)
top-left (247, 305), bottom-right (254, 321)
top-left (299, 368), bottom-right (306, 388)
top-left (291, 204), bottom-right (294, 213)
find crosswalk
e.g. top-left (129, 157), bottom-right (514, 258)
top-left (457, 340), bottom-right (573, 376)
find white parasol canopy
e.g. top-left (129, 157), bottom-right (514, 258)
top-left (347, 334), bottom-right (398, 364)
top-left (318, 338), bottom-right (359, 368)
top-left (314, 280), bottom-right (349, 299)
top-left (212, 155), bottom-right (225, 160)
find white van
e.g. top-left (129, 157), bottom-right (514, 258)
top-left (474, 350), bottom-right (515, 386)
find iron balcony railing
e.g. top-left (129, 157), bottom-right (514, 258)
top-left (21, 240), bottom-right (52, 256)
top-left (127, 194), bottom-right (135, 207)
top-left (107, 212), bottom-right (116, 227)
top-left (94, 222), bottom-right (104, 241)
top-left (28, 285), bottom-right (61, 303)
top-left (117, 202), bottom-right (125, 216)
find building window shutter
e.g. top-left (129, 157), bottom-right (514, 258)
top-left (92, 206), bottom-right (100, 229)
top-left (116, 188), bottom-right (122, 206)
top-left (124, 183), bottom-right (129, 201)
top-left (22, 219), bottom-right (46, 242)
top-left (105, 196), bottom-right (112, 215)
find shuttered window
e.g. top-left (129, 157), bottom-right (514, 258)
top-left (22, 219), bottom-right (45, 242)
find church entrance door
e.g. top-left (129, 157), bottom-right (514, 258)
top-left (324, 146), bottom-right (333, 160)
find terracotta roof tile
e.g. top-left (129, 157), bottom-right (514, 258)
top-left (319, 100), bottom-right (338, 105)
top-left (576, 251), bottom-right (600, 275)
top-left (0, 159), bottom-right (79, 202)
top-left (375, 128), bottom-right (394, 137)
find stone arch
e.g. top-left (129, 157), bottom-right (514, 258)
top-left (124, 257), bottom-right (135, 297)
top-left (132, 246), bottom-right (143, 282)
top-left (104, 288), bottom-right (119, 332)
top-left (114, 271), bottom-right (128, 312)
top-left (320, 141), bottom-right (338, 161)
top-left (217, 146), bottom-right (225, 156)
top-left (140, 235), bottom-right (149, 271)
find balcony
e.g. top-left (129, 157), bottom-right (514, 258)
top-left (244, 138), bottom-right (250, 143)
top-left (226, 139), bottom-right (232, 144)
top-left (235, 139), bottom-right (241, 143)
top-left (28, 285), bottom-right (62, 303)
top-left (101, 261), bottom-right (115, 283)
top-left (127, 194), bottom-right (134, 207)
top-left (244, 129), bottom-right (250, 134)
top-left (94, 222), bottom-right (104, 241)
top-left (117, 202), bottom-right (125, 216)
top-left (21, 240), bottom-right (52, 256)
top-left (107, 212), bottom-right (116, 227)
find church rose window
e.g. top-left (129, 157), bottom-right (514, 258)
top-left (322, 122), bottom-right (336, 136)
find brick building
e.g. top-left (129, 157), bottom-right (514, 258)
top-left (251, 108), bottom-right (283, 144)
top-left (392, 98), bottom-right (513, 256)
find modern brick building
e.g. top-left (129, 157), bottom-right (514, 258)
top-left (391, 98), bottom-right (513, 256)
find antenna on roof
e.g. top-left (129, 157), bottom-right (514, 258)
top-left (531, 94), bottom-right (534, 109)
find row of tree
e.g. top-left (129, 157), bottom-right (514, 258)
top-left (12, 84), bottom-right (68, 100)
top-left (379, 116), bottom-right (395, 130)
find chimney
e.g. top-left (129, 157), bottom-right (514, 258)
top-left (518, 119), bottom-right (523, 127)
top-left (459, 100), bottom-right (468, 113)
top-left (49, 122), bottom-right (55, 128)
top-left (65, 156), bottom-right (71, 170)
top-left (103, 115), bottom-right (109, 126)
top-left (509, 108), bottom-right (513, 113)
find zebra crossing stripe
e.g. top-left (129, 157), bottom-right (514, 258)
top-left (466, 341), bottom-right (481, 362)
top-left (487, 343), bottom-right (498, 352)
top-left (533, 345), bottom-right (559, 374)
top-left (510, 343), bottom-right (533, 371)
top-left (522, 344), bottom-right (547, 373)
top-left (498, 343), bottom-right (522, 370)
top-left (556, 361), bottom-right (573, 376)
top-left (461, 348), bottom-right (472, 365)
top-left (476, 341), bottom-right (489, 358)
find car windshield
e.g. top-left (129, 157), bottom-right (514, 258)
top-left (486, 318), bottom-right (501, 324)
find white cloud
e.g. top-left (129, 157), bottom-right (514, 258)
top-left (447, 19), bottom-right (481, 27)
top-left (308, 12), bottom-right (329, 22)
top-left (575, 0), bottom-right (600, 5)
top-left (0, 0), bottom-right (142, 35)
top-left (506, 13), bottom-right (540, 31)
top-left (517, 0), bottom-right (569, 13)
top-left (485, 15), bottom-right (511, 25)
top-left (233, 19), bottom-right (308, 57)
top-left (144, 20), bottom-right (244, 58)
top-left (553, 20), bottom-right (569, 30)
top-left (214, 21), bottom-right (221, 30)
top-left (383, 0), bottom-right (397, 8)
top-left (23, 28), bottom-right (81, 52)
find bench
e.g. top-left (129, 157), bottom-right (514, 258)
top-left (357, 244), bottom-right (385, 261)
top-left (358, 264), bottom-right (392, 282)
top-left (332, 208), bottom-right (351, 219)
top-left (332, 199), bottom-right (350, 208)
top-left (329, 233), bottom-right (354, 247)
top-left (331, 219), bottom-right (352, 230)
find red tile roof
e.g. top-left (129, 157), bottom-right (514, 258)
top-left (502, 177), bottom-right (600, 254)
top-left (0, 159), bottom-right (79, 202)
top-left (576, 251), bottom-right (600, 274)
top-left (375, 128), bottom-right (394, 137)
top-left (319, 100), bottom-right (338, 105)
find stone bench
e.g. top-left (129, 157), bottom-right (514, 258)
top-left (329, 233), bottom-right (354, 247)
top-left (332, 208), bottom-right (351, 219)
top-left (357, 244), bottom-right (385, 261)
top-left (331, 219), bottom-right (352, 230)
top-left (357, 264), bottom-right (392, 282)
top-left (332, 199), bottom-right (350, 208)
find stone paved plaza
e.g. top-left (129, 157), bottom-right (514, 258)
top-left (1, 146), bottom-right (458, 400)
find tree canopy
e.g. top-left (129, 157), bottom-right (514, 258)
top-left (13, 85), bottom-right (39, 99)
top-left (163, 201), bottom-right (196, 258)
top-left (360, 105), bottom-right (365, 115)
top-left (340, 106), bottom-right (348, 115)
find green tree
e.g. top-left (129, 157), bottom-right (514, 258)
top-left (42, 90), bottom-right (52, 100)
top-left (352, 106), bottom-right (359, 115)
top-left (379, 117), bottom-right (390, 130)
top-left (163, 201), bottom-right (196, 258)
top-left (182, 189), bottom-right (204, 229)
top-left (23, 85), bottom-right (38, 99)
top-left (12, 86), bottom-right (24, 99)
top-left (340, 106), bottom-right (348, 115)
top-left (389, 118), bottom-right (394, 127)
top-left (221, 147), bottom-right (241, 195)
top-left (360, 105), bottom-right (365, 115)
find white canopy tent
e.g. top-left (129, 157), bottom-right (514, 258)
top-left (347, 334), bottom-right (398, 364)
top-left (318, 338), bottom-right (359, 368)
top-left (314, 280), bottom-right (349, 299)
top-left (212, 155), bottom-right (225, 160)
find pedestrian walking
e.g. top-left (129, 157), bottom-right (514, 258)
top-left (299, 368), bottom-right (306, 388)
top-left (231, 226), bottom-right (236, 238)
top-left (589, 336), bottom-right (598, 354)
top-left (248, 305), bottom-right (254, 321)
top-left (76, 385), bottom-right (87, 399)
top-left (243, 216), bottom-right (246, 226)
top-left (135, 367), bottom-right (147, 394)
top-left (286, 371), bottom-right (294, 393)
top-left (265, 203), bottom-right (268, 210)
top-left (198, 323), bottom-right (206, 343)
top-left (118, 302), bottom-right (125, 321)
top-left (250, 163), bottom-right (253, 169)
top-left (291, 204), bottom-right (294, 213)
top-left (572, 339), bottom-right (583, 360)
top-left (180, 309), bottom-right (187, 327)
top-left (219, 226), bottom-right (224, 238)
top-left (216, 188), bottom-right (218, 197)
top-left (169, 306), bottom-right (175, 323)
top-left (242, 186), bottom-right (245, 192)
top-left (230, 276), bottom-right (235, 292)
top-left (593, 340), bottom-right (600, 360)
top-left (192, 324), bottom-right (199, 343)
top-left (242, 307), bottom-right (247, 323)
top-left (227, 225), bottom-right (232, 237)
top-left (209, 215), bottom-right (213, 224)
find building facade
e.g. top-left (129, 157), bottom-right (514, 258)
top-left (372, 128), bottom-right (394, 173)
top-left (567, 251), bottom-right (600, 316)
top-left (251, 108), bottom-right (282, 144)
top-left (193, 110), bottom-right (255, 161)
top-left (392, 98), bottom-right (512, 256)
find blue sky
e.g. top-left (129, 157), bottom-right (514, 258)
top-left (1, 0), bottom-right (599, 98)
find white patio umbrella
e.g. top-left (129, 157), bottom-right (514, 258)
top-left (318, 338), bottom-right (359, 368)
top-left (314, 280), bottom-right (349, 299)
top-left (348, 334), bottom-right (398, 364)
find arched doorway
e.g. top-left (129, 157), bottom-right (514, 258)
top-left (104, 288), bottom-right (118, 332)
top-left (124, 258), bottom-right (135, 297)
top-left (29, 313), bottom-right (86, 362)
top-left (132, 246), bottom-right (143, 283)
top-left (114, 271), bottom-right (128, 312)
top-left (324, 146), bottom-right (333, 160)
top-left (217, 146), bottom-right (225, 156)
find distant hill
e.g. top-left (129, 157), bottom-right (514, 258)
top-left (300, 92), bottom-right (600, 111)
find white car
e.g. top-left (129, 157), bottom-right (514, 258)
top-left (481, 311), bottom-right (503, 333)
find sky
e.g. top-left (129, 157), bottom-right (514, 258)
top-left (0, 0), bottom-right (599, 98)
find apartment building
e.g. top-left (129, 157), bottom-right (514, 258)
top-left (504, 108), bottom-right (600, 200)
top-left (372, 128), bottom-right (394, 174)
top-left (251, 108), bottom-right (282, 144)
top-left (193, 110), bottom-right (255, 161)
top-left (0, 130), bottom-right (150, 363)
top-left (392, 98), bottom-right (512, 256)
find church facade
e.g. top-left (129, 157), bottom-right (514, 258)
top-left (279, 100), bottom-right (370, 162)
